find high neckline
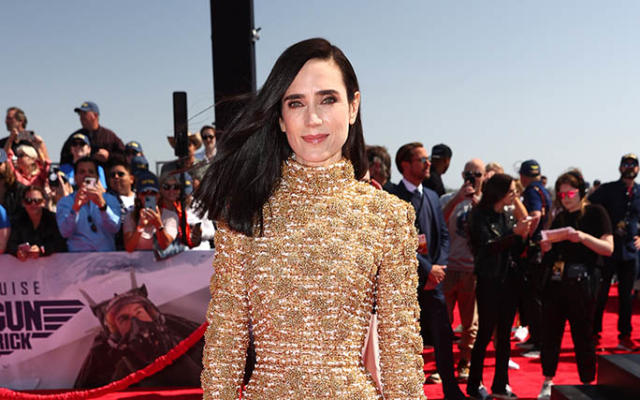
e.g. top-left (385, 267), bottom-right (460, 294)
top-left (280, 157), bottom-right (355, 195)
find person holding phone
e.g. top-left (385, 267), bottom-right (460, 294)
top-left (3, 128), bottom-right (51, 187)
top-left (123, 171), bottom-right (177, 251)
top-left (55, 157), bottom-right (121, 251)
top-left (7, 186), bottom-right (67, 259)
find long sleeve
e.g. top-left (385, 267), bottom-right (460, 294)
top-left (201, 224), bottom-right (250, 399)
top-left (376, 203), bottom-right (427, 400)
top-left (56, 194), bottom-right (78, 238)
top-left (100, 193), bottom-right (122, 234)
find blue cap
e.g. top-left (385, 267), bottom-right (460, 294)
top-left (74, 101), bottom-right (100, 115)
top-left (71, 132), bottom-right (91, 146)
top-left (519, 159), bottom-right (541, 177)
top-left (0, 148), bottom-right (7, 163)
top-left (181, 172), bottom-right (193, 195)
top-left (125, 140), bottom-right (143, 153)
top-left (135, 171), bottom-right (159, 193)
top-left (130, 155), bottom-right (149, 175)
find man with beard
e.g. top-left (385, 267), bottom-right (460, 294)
top-left (589, 153), bottom-right (640, 351)
top-left (74, 283), bottom-right (203, 388)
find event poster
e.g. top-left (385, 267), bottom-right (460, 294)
top-left (0, 250), bottom-right (214, 390)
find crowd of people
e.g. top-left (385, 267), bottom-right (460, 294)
top-left (367, 142), bottom-right (638, 399)
top-left (2, 41), bottom-right (639, 400)
top-left (0, 104), bottom-right (216, 259)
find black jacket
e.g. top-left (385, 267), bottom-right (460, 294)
top-left (6, 207), bottom-right (67, 255)
top-left (468, 207), bottom-right (523, 281)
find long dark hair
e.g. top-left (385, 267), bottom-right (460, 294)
top-left (194, 38), bottom-right (366, 236)
top-left (477, 173), bottom-right (513, 210)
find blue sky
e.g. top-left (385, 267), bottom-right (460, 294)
top-left (3, 1), bottom-right (639, 190)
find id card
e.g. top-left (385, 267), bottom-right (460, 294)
top-left (417, 234), bottom-right (428, 255)
top-left (551, 260), bottom-right (565, 281)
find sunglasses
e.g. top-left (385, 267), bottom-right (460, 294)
top-left (109, 171), bottom-right (126, 178)
top-left (413, 157), bottom-right (429, 164)
top-left (87, 215), bottom-right (98, 233)
top-left (71, 141), bottom-right (87, 147)
top-left (140, 190), bottom-right (157, 196)
top-left (125, 149), bottom-right (139, 155)
top-left (24, 197), bottom-right (44, 205)
top-left (621, 162), bottom-right (638, 168)
top-left (558, 189), bottom-right (579, 200)
top-left (162, 183), bottom-right (181, 191)
top-left (202, 134), bottom-right (215, 140)
top-left (16, 152), bottom-right (30, 158)
top-left (464, 171), bottom-right (483, 178)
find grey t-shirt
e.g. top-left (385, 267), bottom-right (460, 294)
top-left (440, 193), bottom-right (475, 272)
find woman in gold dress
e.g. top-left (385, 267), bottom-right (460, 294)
top-left (195, 38), bottom-right (426, 399)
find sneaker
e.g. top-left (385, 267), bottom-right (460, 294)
top-left (522, 349), bottom-right (541, 358)
top-left (616, 337), bottom-right (637, 351)
top-left (513, 326), bottom-right (529, 342)
top-left (537, 379), bottom-right (553, 399)
top-left (492, 384), bottom-right (518, 399)
top-left (457, 359), bottom-right (470, 381)
top-left (508, 358), bottom-right (520, 370)
top-left (468, 384), bottom-right (491, 400)
top-left (515, 338), bottom-right (535, 349)
top-left (424, 372), bottom-right (441, 384)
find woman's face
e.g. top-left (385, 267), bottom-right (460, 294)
top-left (558, 183), bottom-right (581, 211)
top-left (16, 150), bottom-right (35, 172)
top-left (279, 58), bottom-right (360, 167)
top-left (23, 189), bottom-right (45, 214)
top-left (161, 178), bottom-right (180, 202)
top-left (498, 181), bottom-right (516, 209)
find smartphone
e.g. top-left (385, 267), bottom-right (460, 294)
top-left (18, 243), bottom-right (31, 253)
top-left (17, 130), bottom-right (35, 142)
top-left (144, 195), bottom-right (156, 210)
top-left (84, 177), bottom-right (96, 188)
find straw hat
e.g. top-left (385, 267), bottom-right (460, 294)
top-left (166, 131), bottom-right (202, 150)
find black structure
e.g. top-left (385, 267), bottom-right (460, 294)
top-left (172, 91), bottom-right (188, 158)
top-left (551, 354), bottom-right (640, 400)
top-left (210, 0), bottom-right (257, 131)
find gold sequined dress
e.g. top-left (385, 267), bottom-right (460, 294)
top-left (202, 158), bottom-right (427, 400)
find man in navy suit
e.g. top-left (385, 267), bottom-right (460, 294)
top-left (387, 142), bottom-right (466, 400)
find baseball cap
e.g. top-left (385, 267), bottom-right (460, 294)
top-left (130, 155), bottom-right (149, 175)
top-left (182, 172), bottom-right (194, 196)
top-left (71, 133), bottom-right (90, 146)
top-left (620, 153), bottom-right (638, 166)
top-left (135, 171), bottom-right (159, 193)
top-left (125, 141), bottom-right (143, 153)
top-left (74, 101), bottom-right (100, 115)
top-left (519, 159), bottom-right (541, 177)
top-left (431, 143), bottom-right (452, 159)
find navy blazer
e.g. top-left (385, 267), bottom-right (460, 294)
top-left (387, 181), bottom-right (450, 288)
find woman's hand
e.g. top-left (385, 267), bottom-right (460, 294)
top-left (540, 239), bottom-right (552, 253)
top-left (567, 229), bottom-right (585, 243)
top-left (514, 217), bottom-right (532, 238)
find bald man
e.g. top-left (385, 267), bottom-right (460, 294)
top-left (439, 158), bottom-right (486, 381)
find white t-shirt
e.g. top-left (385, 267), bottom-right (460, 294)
top-left (123, 208), bottom-right (179, 250)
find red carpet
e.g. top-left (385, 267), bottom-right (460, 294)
top-left (423, 283), bottom-right (640, 399)
top-left (23, 285), bottom-right (638, 399)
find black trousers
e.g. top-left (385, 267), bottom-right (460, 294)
top-left (541, 278), bottom-right (596, 383)
top-left (467, 272), bottom-right (519, 394)
top-left (593, 258), bottom-right (637, 338)
top-left (419, 287), bottom-right (465, 400)
top-left (518, 260), bottom-right (544, 345)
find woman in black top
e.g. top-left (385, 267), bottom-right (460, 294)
top-left (467, 174), bottom-right (532, 400)
top-left (7, 185), bottom-right (67, 259)
top-left (536, 170), bottom-right (613, 399)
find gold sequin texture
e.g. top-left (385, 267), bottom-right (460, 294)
top-left (201, 158), bottom-right (427, 400)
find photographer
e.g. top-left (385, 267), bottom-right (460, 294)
top-left (3, 128), bottom-right (51, 188)
top-left (55, 157), bottom-right (121, 252)
top-left (589, 153), bottom-right (640, 351)
top-left (123, 171), bottom-right (177, 252)
top-left (45, 168), bottom-right (73, 212)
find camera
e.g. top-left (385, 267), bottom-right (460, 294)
top-left (463, 171), bottom-right (476, 187)
top-left (48, 168), bottom-right (67, 188)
